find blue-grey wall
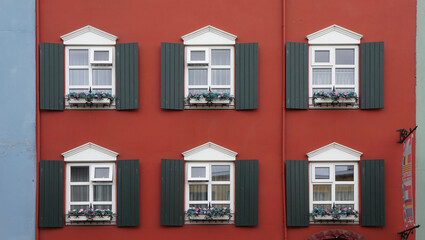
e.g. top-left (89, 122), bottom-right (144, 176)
top-left (0, 0), bottom-right (36, 239)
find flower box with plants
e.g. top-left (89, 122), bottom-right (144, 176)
top-left (186, 91), bottom-right (234, 105)
top-left (67, 92), bottom-right (115, 105)
top-left (67, 208), bottom-right (114, 222)
top-left (186, 207), bottom-right (232, 221)
top-left (313, 91), bottom-right (358, 105)
top-left (311, 207), bottom-right (359, 221)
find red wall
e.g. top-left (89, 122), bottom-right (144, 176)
top-left (285, 0), bottom-right (416, 239)
top-left (38, 0), bottom-right (284, 240)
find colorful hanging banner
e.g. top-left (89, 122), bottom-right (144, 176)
top-left (402, 134), bottom-right (415, 228)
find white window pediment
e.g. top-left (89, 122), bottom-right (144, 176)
top-left (61, 25), bottom-right (118, 45)
top-left (62, 142), bottom-right (119, 162)
top-left (181, 25), bottom-right (237, 45)
top-left (307, 25), bottom-right (363, 45)
top-left (182, 142), bottom-right (238, 161)
top-left (307, 142), bottom-right (362, 162)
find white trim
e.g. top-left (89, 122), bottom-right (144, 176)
top-left (182, 25), bottom-right (237, 45)
top-left (188, 163), bottom-right (210, 181)
top-left (66, 163), bottom-right (116, 213)
top-left (62, 142), bottom-right (119, 162)
top-left (61, 25), bottom-right (118, 46)
top-left (182, 142), bottom-right (238, 161)
top-left (185, 162), bottom-right (234, 212)
top-left (307, 25), bottom-right (363, 45)
top-left (91, 164), bottom-right (114, 182)
top-left (307, 142), bottom-right (362, 162)
top-left (309, 162), bottom-right (359, 212)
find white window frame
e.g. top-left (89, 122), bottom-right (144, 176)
top-left (66, 162), bottom-right (116, 213)
top-left (309, 162), bottom-right (358, 212)
top-left (309, 45), bottom-right (359, 98)
top-left (185, 162), bottom-right (234, 211)
top-left (90, 164), bottom-right (114, 182)
top-left (65, 46), bottom-right (115, 97)
top-left (184, 46), bottom-right (234, 97)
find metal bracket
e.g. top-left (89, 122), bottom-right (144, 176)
top-left (398, 225), bottom-right (420, 240)
top-left (397, 126), bottom-right (417, 143)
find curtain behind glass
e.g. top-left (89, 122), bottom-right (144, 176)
top-left (211, 88), bottom-right (230, 94)
top-left (93, 204), bottom-right (112, 210)
top-left (189, 69), bottom-right (208, 85)
top-left (211, 50), bottom-right (230, 65)
top-left (313, 185), bottom-right (331, 201)
top-left (212, 166), bottom-right (230, 181)
top-left (212, 184), bottom-right (230, 201)
top-left (69, 50), bottom-right (88, 66)
top-left (189, 185), bottom-right (208, 201)
top-left (70, 70), bottom-right (89, 86)
top-left (93, 69), bottom-right (112, 86)
top-left (335, 184), bottom-right (354, 201)
top-left (212, 69), bottom-right (230, 85)
top-left (71, 185), bottom-right (89, 201)
top-left (312, 69), bottom-right (332, 85)
top-left (189, 88), bottom-right (208, 94)
top-left (94, 51), bottom-right (109, 61)
top-left (93, 185), bottom-right (112, 201)
top-left (71, 167), bottom-right (89, 182)
top-left (335, 68), bottom-right (354, 85)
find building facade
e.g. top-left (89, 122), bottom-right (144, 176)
top-left (35, 0), bottom-right (416, 240)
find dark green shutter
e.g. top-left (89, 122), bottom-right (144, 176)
top-left (116, 43), bottom-right (139, 110)
top-left (286, 160), bottom-right (309, 226)
top-left (117, 160), bottom-right (140, 227)
top-left (361, 42), bottom-right (384, 109)
top-left (361, 159), bottom-right (385, 226)
top-left (160, 159), bottom-right (184, 226)
top-left (285, 42), bottom-right (308, 109)
top-left (161, 43), bottom-right (184, 110)
top-left (40, 43), bottom-right (64, 110)
top-left (235, 43), bottom-right (259, 110)
top-left (236, 160), bottom-right (259, 226)
top-left (39, 160), bottom-right (63, 227)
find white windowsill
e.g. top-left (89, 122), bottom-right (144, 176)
top-left (309, 98), bottom-right (359, 109)
top-left (309, 215), bottom-right (359, 225)
top-left (66, 98), bottom-right (116, 110)
top-left (65, 215), bottom-right (116, 226)
top-left (185, 213), bottom-right (234, 225)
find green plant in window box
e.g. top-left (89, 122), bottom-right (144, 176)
top-left (186, 207), bottom-right (231, 220)
top-left (186, 91), bottom-right (234, 105)
top-left (311, 207), bottom-right (359, 220)
top-left (67, 208), bottom-right (114, 221)
top-left (313, 90), bottom-right (357, 105)
top-left (67, 92), bottom-right (115, 103)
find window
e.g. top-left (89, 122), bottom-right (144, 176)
top-left (185, 46), bottom-right (234, 97)
top-left (66, 163), bottom-right (115, 212)
top-left (309, 46), bottom-right (359, 97)
top-left (310, 162), bottom-right (358, 211)
top-left (185, 162), bottom-right (234, 210)
top-left (65, 46), bottom-right (115, 96)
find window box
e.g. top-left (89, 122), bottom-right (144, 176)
top-left (187, 98), bottom-right (233, 105)
top-left (188, 214), bottom-right (232, 222)
top-left (313, 97), bottom-right (357, 105)
top-left (68, 215), bottom-right (113, 222)
top-left (68, 98), bottom-right (112, 105)
top-left (186, 207), bottom-right (233, 223)
top-left (313, 215), bottom-right (357, 221)
top-left (185, 92), bottom-right (234, 106)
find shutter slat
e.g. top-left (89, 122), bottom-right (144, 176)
top-left (286, 42), bottom-right (308, 109)
top-left (39, 160), bottom-right (63, 227)
top-left (361, 159), bottom-right (385, 226)
top-left (236, 43), bottom-right (258, 110)
top-left (116, 43), bottom-right (139, 110)
top-left (161, 43), bottom-right (184, 110)
top-left (160, 159), bottom-right (184, 226)
top-left (40, 43), bottom-right (63, 110)
top-left (235, 160), bottom-right (258, 226)
top-left (361, 42), bottom-right (384, 109)
top-left (117, 160), bottom-right (139, 226)
top-left (286, 160), bottom-right (308, 226)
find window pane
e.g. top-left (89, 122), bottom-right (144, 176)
top-left (313, 88), bottom-right (332, 93)
top-left (335, 68), bottom-right (354, 85)
top-left (315, 50), bottom-right (330, 63)
top-left (93, 185), bottom-right (112, 201)
top-left (189, 185), bottom-right (208, 201)
top-left (92, 89), bottom-right (112, 94)
top-left (71, 166), bottom-right (89, 182)
top-left (211, 88), bottom-right (230, 94)
top-left (93, 205), bottom-right (112, 210)
top-left (211, 49), bottom-right (230, 65)
top-left (335, 88), bottom-right (355, 93)
top-left (189, 88), bottom-right (208, 94)
top-left (212, 165), bottom-right (230, 181)
top-left (191, 167), bottom-right (206, 178)
top-left (70, 205), bottom-right (89, 210)
top-left (191, 51), bottom-right (205, 61)
top-left (69, 69), bottom-right (89, 85)
top-left (335, 204), bottom-right (355, 210)
top-left (336, 49), bottom-right (354, 65)
top-left (189, 204), bottom-right (208, 209)
top-left (212, 69), bottom-right (230, 85)
top-left (95, 167), bottom-right (110, 179)
top-left (313, 185), bottom-right (331, 201)
top-left (212, 185), bottom-right (230, 200)
top-left (315, 167), bottom-right (329, 179)
top-left (212, 204), bottom-right (230, 209)
top-left (335, 165), bottom-right (354, 181)
top-left (313, 204), bottom-right (332, 209)
top-left (69, 50), bottom-right (88, 66)
top-left (94, 51), bottom-right (109, 61)
top-left (189, 69), bottom-right (208, 85)
top-left (312, 69), bottom-right (331, 85)
top-left (335, 184), bottom-right (354, 201)
top-left (71, 185), bottom-right (89, 201)
top-left (93, 69), bottom-right (112, 86)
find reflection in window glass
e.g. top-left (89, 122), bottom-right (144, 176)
top-left (315, 167), bottom-right (330, 179)
top-left (336, 49), bottom-right (354, 65)
top-left (315, 50), bottom-right (330, 63)
top-left (95, 167), bottom-right (109, 179)
top-left (191, 51), bottom-right (206, 61)
top-left (191, 167), bottom-right (206, 178)
top-left (335, 165), bottom-right (354, 181)
top-left (211, 49), bottom-right (230, 65)
top-left (94, 51), bottom-right (109, 61)
top-left (212, 165), bottom-right (230, 181)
